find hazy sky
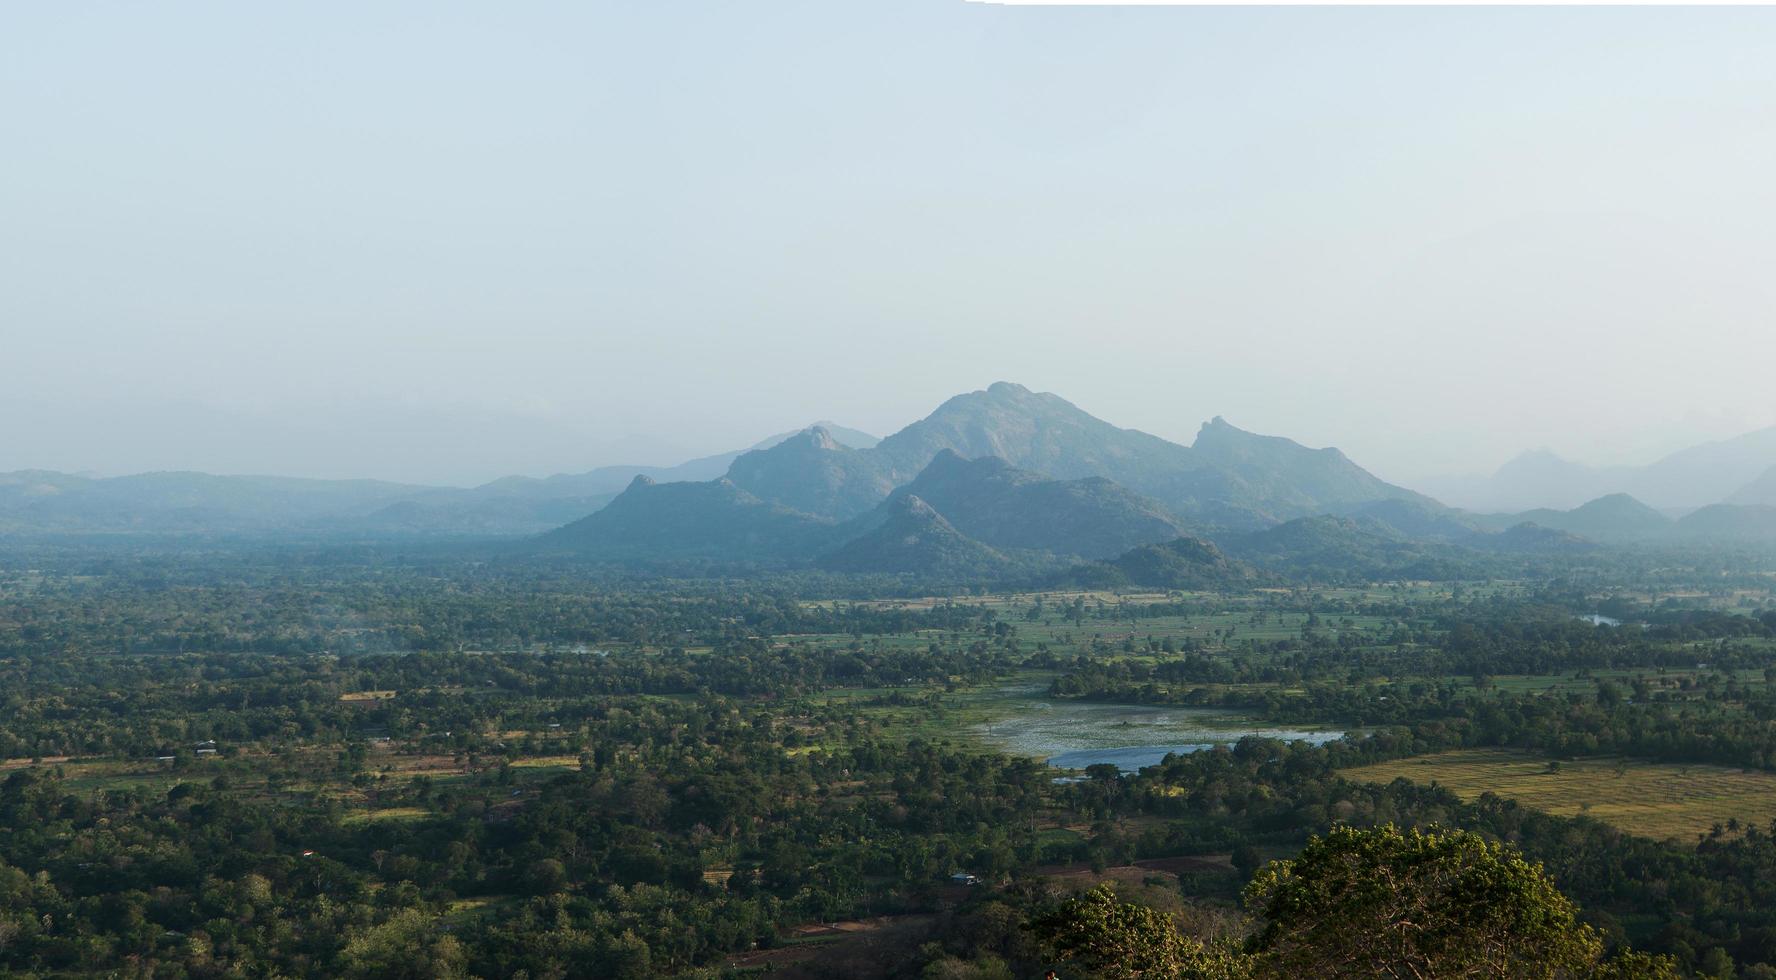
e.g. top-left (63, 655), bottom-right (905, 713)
top-left (6, 2), bottom-right (1776, 488)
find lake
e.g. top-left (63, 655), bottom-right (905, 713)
top-left (970, 683), bottom-right (1345, 773)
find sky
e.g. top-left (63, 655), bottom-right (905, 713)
top-left (5, 1), bottom-right (1776, 489)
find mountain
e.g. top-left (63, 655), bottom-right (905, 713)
top-left (729, 382), bottom-right (1430, 528)
top-left (766, 423), bottom-right (879, 452)
top-left (1081, 535), bottom-right (1264, 591)
top-left (562, 449), bottom-right (1188, 574)
top-left (1474, 523), bottom-right (1599, 554)
top-left (815, 494), bottom-right (1010, 576)
top-left (869, 382), bottom-right (1199, 488)
top-left (1632, 427), bottom-right (1776, 509)
top-left (1217, 516), bottom-right (1480, 582)
top-left (0, 469), bottom-right (433, 534)
top-left (1423, 450), bottom-right (1613, 513)
top-left (5, 382), bottom-right (1428, 541)
top-left (1672, 504), bottom-right (1776, 542)
top-left (536, 476), bottom-right (834, 561)
top-left (1728, 464), bottom-right (1776, 506)
top-left (471, 422), bottom-right (878, 502)
top-left (724, 427), bottom-right (895, 521)
top-left (1433, 426), bottom-right (1776, 512)
top-left (0, 423), bottom-right (880, 538)
top-left (858, 450), bottom-right (1186, 559)
top-left (728, 381), bottom-right (1210, 519)
top-left (531, 382), bottom-right (1445, 569)
top-left (1343, 498), bottom-right (1483, 543)
top-left (1465, 494), bottom-right (1776, 545)
top-left (358, 492), bottom-right (622, 535)
top-left (467, 452), bottom-right (738, 503)
top-left (1491, 493), bottom-right (1672, 541)
top-left (1187, 416), bottom-right (1438, 523)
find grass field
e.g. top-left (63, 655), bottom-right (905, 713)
top-left (1344, 748), bottom-right (1776, 842)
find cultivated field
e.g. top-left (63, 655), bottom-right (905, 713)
top-left (1344, 748), bottom-right (1776, 842)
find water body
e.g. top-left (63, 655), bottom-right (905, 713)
top-left (971, 684), bottom-right (1345, 773)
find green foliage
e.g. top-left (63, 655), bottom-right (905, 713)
top-left (1030, 884), bottom-right (1246, 980)
top-left (0, 545), bottom-right (1772, 977)
top-left (341, 908), bottom-right (471, 979)
top-left (1244, 825), bottom-right (1600, 978)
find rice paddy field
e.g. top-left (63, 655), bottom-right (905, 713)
top-left (1344, 748), bottom-right (1776, 842)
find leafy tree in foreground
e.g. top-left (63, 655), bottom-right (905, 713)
top-left (1030, 828), bottom-right (1680, 980)
top-left (1029, 884), bottom-right (1246, 980)
top-left (1242, 825), bottom-right (1668, 980)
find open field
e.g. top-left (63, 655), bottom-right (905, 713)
top-left (1344, 748), bottom-right (1776, 842)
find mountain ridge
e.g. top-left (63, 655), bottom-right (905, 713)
top-left (859, 450), bottom-right (1188, 559)
top-left (816, 494), bottom-right (1013, 577)
top-left (726, 382), bottom-right (1432, 529)
top-left (1429, 425), bottom-right (1776, 512)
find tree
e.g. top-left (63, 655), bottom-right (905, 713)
top-left (1588, 951), bottom-right (1682, 980)
top-left (1231, 844), bottom-right (1264, 882)
top-left (1029, 884), bottom-right (1245, 980)
top-left (524, 858), bottom-right (569, 895)
top-left (338, 909), bottom-right (469, 980)
top-left (1243, 825), bottom-right (1601, 979)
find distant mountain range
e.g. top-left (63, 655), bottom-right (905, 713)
top-left (1425, 425), bottom-right (1776, 512)
top-left (0, 423), bottom-right (878, 537)
top-left (1729, 465), bottom-right (1776, 506)
top-left (541, 447), bottom-right (1200, 574)
top-left (11, 383), bottom-right (1776, 576)
top-left (1468, 492), bottom-right (1776, 544)
top-left (539, 384), bottom-right (1621, 578)
top-left (853, 450), bottom-right (1186, 560)
top-left (817, 494), bottom-right (1016, 577)
top-left (722, 382), bottom-right (1434, 530)
top-left (1063, 536), bottom-right (1266, 592)
top-left (541, 379), bottom-right (1442, 568)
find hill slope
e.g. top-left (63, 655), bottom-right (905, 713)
top-left (859, 451), bottom-right (1186, 559)
top-left (1728, 465), bottom-right (1776, 507)
top-left (0, 470), bottom-right (433, 534)
top-left (1343, 498), bottom-right (1483, 543)
top-left (1673, 504), bottom-right (1776, 542)
top-left (1436, 426), bottom-right (1776, 512)
top-left (728, 382), bottom-right (1431, 528)
top-left (1218, 516), bottom-right (1479, 582)
top-left (1501, 493), bottom-right (1672, 541)
top-left (724, 427), bottom-right (895, 521)
top-left (1078, 535), bottom-right (1265, 590)
top-left (816, 495), bottom-right (1010, 576)
top-left (1476, 523), bottom-right (1599, 554)
top-left (536, 476), bottom-right (833, 561)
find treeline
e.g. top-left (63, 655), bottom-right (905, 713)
top-left (1110, 739), bottom-right (1776, 975)
top-left (0, 702), bottom-right (1077, 978)
top-left (0, 635), bottom-right (1027, 760)
top-left (1051, 600), bottom-right (1776, 705)
top-left (0, 560), bottom-right (1015, 657)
